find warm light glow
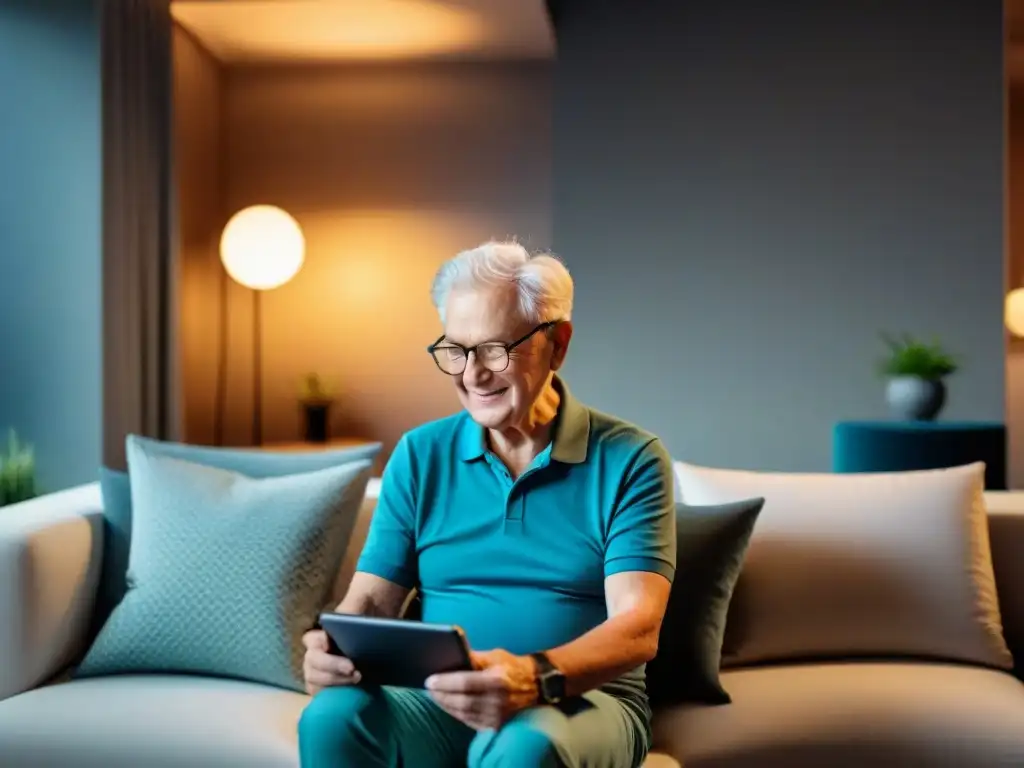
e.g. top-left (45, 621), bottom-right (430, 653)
top-left (220, 206), bottom-right (305, 291)
top-left (170, 0), bottom-right (545, 64)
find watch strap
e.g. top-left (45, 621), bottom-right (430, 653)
top-left (530, 652), bottom-right (564, 704)
top-left (531, 651), bottom-right (556, 675)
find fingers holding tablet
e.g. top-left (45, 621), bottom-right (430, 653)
top-left (302, 629), bottom-right (362, 695)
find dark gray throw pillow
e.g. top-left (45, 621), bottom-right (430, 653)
top-left (646, 497), bottom-right (764, 706)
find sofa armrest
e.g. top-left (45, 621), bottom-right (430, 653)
top-left (984, 491), bottom-right (1024, 672)
top-left (0, 483), bottom-right (104, 702)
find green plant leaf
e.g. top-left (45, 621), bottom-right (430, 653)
top-left (0, 428), bottom-right (37, 507)
top-left (299, 372), bottom-right (335, 403)
top-left (877, 332), bottom-right (959, 380)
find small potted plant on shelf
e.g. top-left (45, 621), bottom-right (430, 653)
top-left (299, 373), bottom-right (335, 443)
top-left (878, 332), bottom-right (958, 421)
top-left (1, 429), bottom-right (37, 507)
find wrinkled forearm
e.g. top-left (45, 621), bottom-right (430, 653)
top-left (543, 608), bottom-right (661, 698)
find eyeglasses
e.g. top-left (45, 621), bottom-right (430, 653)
top-left (427, 321), bottom-right (560, 375)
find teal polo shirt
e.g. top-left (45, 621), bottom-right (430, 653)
top-left (356, 377), bottom-right (676, 712)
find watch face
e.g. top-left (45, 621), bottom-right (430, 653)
top-left (541, 670), bottom-right (565, 703)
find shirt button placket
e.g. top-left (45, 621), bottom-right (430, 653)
top-left (505, 481), bottom-right (524, 522)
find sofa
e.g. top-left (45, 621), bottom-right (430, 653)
top-left (3, 470), bottom-right (1024, 768)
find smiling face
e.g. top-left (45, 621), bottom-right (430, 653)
top-left (441, 284), bottom-right (571, 431)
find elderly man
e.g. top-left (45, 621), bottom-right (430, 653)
top-left (298, 241), bottom-right (676, 767)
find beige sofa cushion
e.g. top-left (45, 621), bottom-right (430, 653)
top-left (652, 661), bottom-right (1024, 767)
top-left (0, 673), bottom-right (679, 768)
top-left (674, 461), bottom-right (1013, 671)
top-left (0, 675), bottom-right (306, 768)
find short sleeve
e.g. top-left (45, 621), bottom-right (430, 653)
top-left (356, 436), bottom-right (419, 589)
top-left (604, 437), bottom-right (677, 582)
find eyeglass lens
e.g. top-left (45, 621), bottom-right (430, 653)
top-left (433, 343), bottom-right (508, 374)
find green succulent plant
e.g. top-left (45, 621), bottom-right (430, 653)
top-left (0, 429), bottom-right (37, 506)
top-left (878, 332), bottom-right (958, 380)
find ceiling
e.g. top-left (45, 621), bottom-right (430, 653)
top-left (170, 0), bottom-right (556, 64)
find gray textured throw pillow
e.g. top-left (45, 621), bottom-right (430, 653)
top-left (76, 436), bottom-right (373, 692)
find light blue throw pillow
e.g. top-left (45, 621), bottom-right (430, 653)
top-left (89, 436), bottom-right (381, 640)
top-left (76, 435), bottom-right (375, 692)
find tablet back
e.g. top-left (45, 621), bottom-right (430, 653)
top-left (319, 613), bottom-right (472, 688)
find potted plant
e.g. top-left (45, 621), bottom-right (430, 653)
top-left (878, 333), bottom-right (958, 421)
top-left (299, 373), bottom-right (335, 443)
top-left (0, 429), bottom-right (37, 506)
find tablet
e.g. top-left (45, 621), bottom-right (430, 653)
top-left (318, 612), bottom-right (473, 688)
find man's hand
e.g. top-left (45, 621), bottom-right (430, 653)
top-left (302, 629), bottom-right (361, 696)
top-left (425, 649), bottom-right (539, 730)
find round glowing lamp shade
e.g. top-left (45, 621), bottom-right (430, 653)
top-left (220, 205), bottom-right (305, 290)
top-left (1007, 288), bottom-right (1024, 338)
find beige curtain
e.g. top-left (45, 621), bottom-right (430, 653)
top-left (100, 0), bottom-right (179, 470)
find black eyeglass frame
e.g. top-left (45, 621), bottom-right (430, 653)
top-left (426, 320), bottom-right (561, 375)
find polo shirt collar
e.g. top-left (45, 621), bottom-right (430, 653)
top-left (549, 376), bottom-right (590, 464)
top-left (457, 414), bottom-right (487, 461)
top-left (456, 375), bottom-right (590, 464)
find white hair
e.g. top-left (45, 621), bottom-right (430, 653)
top-left (430, 240), bottom-right (574, 325)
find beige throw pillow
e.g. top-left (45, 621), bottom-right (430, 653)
top-left (673, 461), bottom-right (1013, 671)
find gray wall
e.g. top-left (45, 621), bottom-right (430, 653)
top-left (552, 0), bottom-right (1006, 471)
top-left (0, 0), bottom-right (101, 492)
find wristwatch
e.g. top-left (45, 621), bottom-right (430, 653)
top-left (530, 652), bottom-right (566, 704)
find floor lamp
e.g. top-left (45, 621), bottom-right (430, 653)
top-left (219, 205), bottom-right (305, 446)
